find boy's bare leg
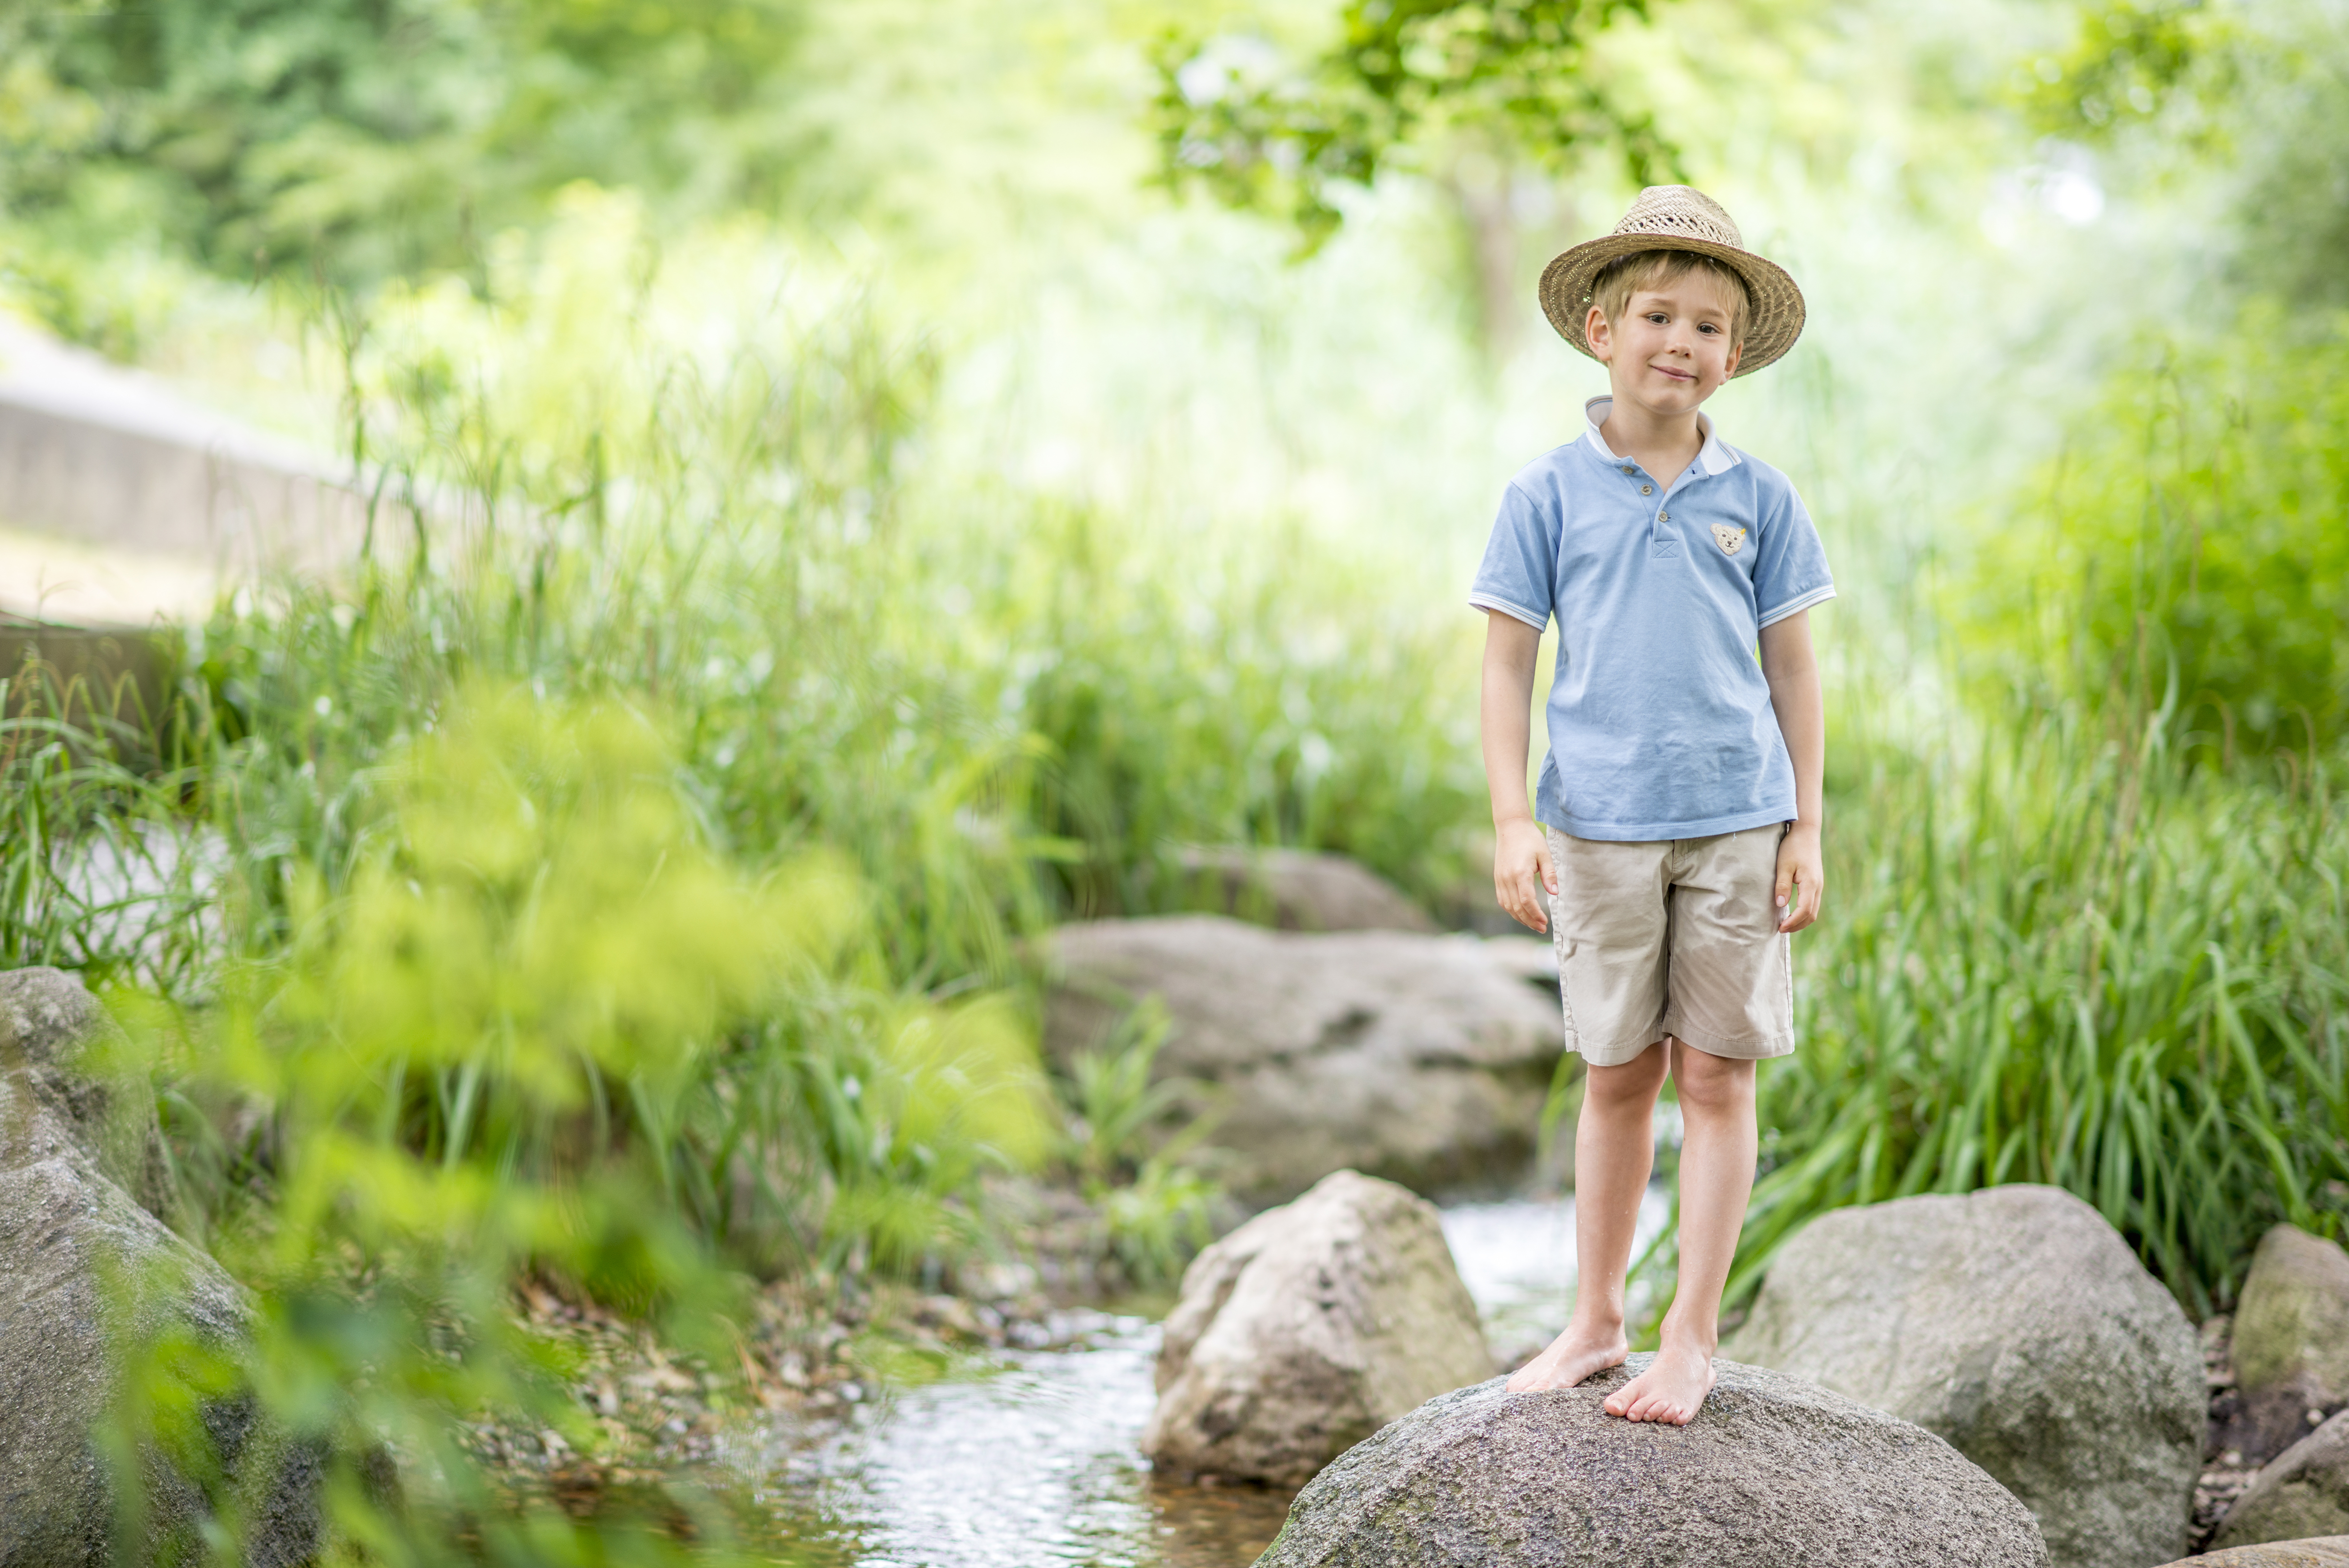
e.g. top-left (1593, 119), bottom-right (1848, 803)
top-left (1607, 1040), bottom-right (1757, 1424)
top-left (1506, 1042), bottom-right (1669, 1392)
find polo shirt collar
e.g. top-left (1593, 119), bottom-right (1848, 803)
top-left (1580, 396), bottom-right (1742, 476)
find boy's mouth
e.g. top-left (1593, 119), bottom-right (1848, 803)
top-left (1651, 364), bottom-right (1696, 382)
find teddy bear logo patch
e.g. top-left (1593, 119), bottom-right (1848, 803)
top-left (1711, 525), bottom-right (1747, 556)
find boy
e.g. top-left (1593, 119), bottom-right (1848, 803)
top-left (1474, 186), bottom-right (1830, 1426)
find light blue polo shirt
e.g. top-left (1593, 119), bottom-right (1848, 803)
top-left (1470, 397), bottom-right (1835, 842)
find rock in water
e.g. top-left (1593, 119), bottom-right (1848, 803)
top-left (1725, 1184), bottom-right (2201, 1568)
top-left (1044, 916), bottom-right (1562, 1203)
top-left (2215, 1413), bottom-right (2349, 1551)
top-left (1253, 1358), bottom-right (2048, 1568)
top-left (1142, 1171), bottom-right (1492, 1486)
top-left (0, 967), bottom-right (326, 1567)
top-left (2226, 1226), bottom-right (2349, 1463)
top-left (2162, 1538), bottom-right (2349, 1568)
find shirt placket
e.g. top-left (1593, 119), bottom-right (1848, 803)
top-left (1618, 459), bottom-right (1703, 552)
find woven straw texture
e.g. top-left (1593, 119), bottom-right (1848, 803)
top-left (1539, 186), bottom-right (1805, 377)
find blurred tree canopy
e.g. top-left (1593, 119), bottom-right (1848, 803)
top-left (0, 0), bottom-right (809, 288)
top-left (1148, 0), bottom-right (1679, 248)
top-left (2016, 0), bottom-right (2223, 136)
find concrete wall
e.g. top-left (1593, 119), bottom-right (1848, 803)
top-left (0, 396), bottom-right (373, 574)
top-left (0, 316), bottom-right (381, 634)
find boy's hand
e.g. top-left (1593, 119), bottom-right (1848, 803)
top-left (1494, 818), bottom-right (1558, 934)
top-left (1775, 822), bottom-right (1824, 933)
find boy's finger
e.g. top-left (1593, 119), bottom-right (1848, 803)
top-left (1779, 870), bottom-right (1822, 932)
top-left (1537, 839), bottom-right (1559, 896)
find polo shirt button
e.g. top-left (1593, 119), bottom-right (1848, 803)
top-left (1641, 484), bottom-right (1653, 495)
top-left (1658, 512), bottom-right (1669, 522)
top-left (1620, 465), bottom-right (1634, 474)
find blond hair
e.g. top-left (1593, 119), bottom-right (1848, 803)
top-left (1588, 250), bottom-right (1752, 347)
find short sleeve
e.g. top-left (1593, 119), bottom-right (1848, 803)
top-left (1752, 481), bottom-right (1836, 629)
top-left (1468, 481), bottom-right (1556, 631)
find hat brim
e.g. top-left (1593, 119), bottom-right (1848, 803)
top-left (1539, 233), bottom-right (1805, 378)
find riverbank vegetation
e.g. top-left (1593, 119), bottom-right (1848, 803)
top-left (3, 0), bottom-right (2346, 1558)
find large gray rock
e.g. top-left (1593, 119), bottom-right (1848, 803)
top-left (2227, 1226), bottom-right (2349, 1463)
top-left (1725, 1185), bottom-right (2201, 1568)
top-left (1142, 1170), bottom-right (1492, 1486)
top-left (2167, 1538), bottom-right (2349, 1567)
top-left (0, 967), bottom-right (324, 1566)
top-left (2216, 1413), bottom-right (2349, 1551)
top-left (0, 963), bottom-right (181, 1223)
top-left (1254, 1358), bottom-right (2048, 1567)
top-left (1174, 847), bottom-right (1437, 933)
top-left (1044, 916), bottom-right (1562, 1203)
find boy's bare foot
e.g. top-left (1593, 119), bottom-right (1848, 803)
top-left (1603, 1342), bottom-right (1715, 1424)
top-left (1505, 1324), bottom-right (1628, 1393)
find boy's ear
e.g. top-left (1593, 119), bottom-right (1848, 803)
top-left (1585, 304), bottom-right (1612, 362)
top-left (1724, 336), bottom-right (1742, 377)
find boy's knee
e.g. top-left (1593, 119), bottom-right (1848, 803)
top-left (1585, 1043), bottom-right (1670, 1104)
top-left (1672, 1044), bottom-right (1755, 1113)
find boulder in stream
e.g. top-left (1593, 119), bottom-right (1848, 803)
top-left (2224, 1226), bottom-right (2349, 1464)
top-left (1043, 916), bottom-right (1563, 1203)
top-left (0, 967), bottom-right (330, 1566)
top-left (1142, 1170), bottom-right (1492, 1486)
top-left (1252, 1357), bottom-right (2047, 1568)
top-left (1725, 1184), bottom-right (2202, 1568)
top-left (2215, 1412), bottom-right (2349, 1552)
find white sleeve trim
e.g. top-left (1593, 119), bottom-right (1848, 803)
top-left (1469, 592), bottom-right (1549, 631)
top-left (1758, 583), bottom-right (1836, 629)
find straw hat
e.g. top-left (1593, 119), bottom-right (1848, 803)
top-left (1538, 186), bottom-right (1805, 377)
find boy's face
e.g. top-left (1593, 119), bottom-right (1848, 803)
top-left (1585, 269), bottom-right (1743, 416)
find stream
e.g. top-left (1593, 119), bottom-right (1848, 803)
top-left (735, 1190), bottom-right (1670, 1568)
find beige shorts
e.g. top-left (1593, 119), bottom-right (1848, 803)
top-left (1544, 824), bottom-right (1795, 1068)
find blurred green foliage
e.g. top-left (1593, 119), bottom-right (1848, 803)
top-left (95, 681), bottom-right (930, 1563)
top-left (0, 0), bottom-right (809, 318)
top-left (2018, 0), bottom-right (2222, 136)
top-left (1960, 312), bottom-right (2349, 758)
top-left (1150, 0), bottom-right (1676, 245)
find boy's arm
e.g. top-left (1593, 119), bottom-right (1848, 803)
top-left (1758, 609), bottom-right (1825, 933)
top-left (1480, 611), bottom-right (1556, 934)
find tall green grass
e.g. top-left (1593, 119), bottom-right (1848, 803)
top-left (1733, 701), bottom-right (2348, 1320)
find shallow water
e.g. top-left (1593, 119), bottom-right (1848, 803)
top-left (739, 1314), bottom-right (1294, 1567)
top-left (742, 1192), bottom-right (1665, 1568)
